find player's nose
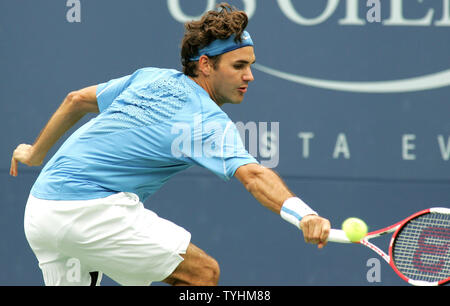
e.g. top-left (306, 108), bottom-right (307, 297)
top-left (243, 67), bottom-right (254, 82)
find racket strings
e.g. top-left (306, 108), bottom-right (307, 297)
top-left (392, 212), bottom-right (450, 283)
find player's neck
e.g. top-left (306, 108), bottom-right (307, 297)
top-left (189, 76), bottom-right (223, 107)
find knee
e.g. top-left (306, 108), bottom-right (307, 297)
top-left (164, 244), bottom-right (221, 286)
top-left (198, 256), bottom-right (220, 286)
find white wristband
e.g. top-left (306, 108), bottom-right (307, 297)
top-left (280, 197), bottom-right (318, 228)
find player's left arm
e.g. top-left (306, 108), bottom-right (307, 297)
top-left (234, 163), bottom-right (331, 248)
top-left (10, 85), bottom-right (99, 177)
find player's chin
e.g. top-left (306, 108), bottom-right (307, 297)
top-left (231, 94), bottom-right (245, 104)
top-left (223, 93), bottom-right (245, 105)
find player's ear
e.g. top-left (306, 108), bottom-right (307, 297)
top-left (197, 55), bottom-right (212, 77)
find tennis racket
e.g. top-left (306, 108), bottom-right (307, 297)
top-left (327, 207), bottom-right (450, 286)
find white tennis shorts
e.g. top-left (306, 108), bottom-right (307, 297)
top-left (24, 192), bottom-right (191, 286)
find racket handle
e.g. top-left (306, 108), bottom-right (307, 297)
top-left (327, 229), bottom-right (352, 243)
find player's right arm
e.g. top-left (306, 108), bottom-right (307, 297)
top-left (234, 163), bottom-right (331, 248)
top-left (10, 85), bottom-right (99, 177)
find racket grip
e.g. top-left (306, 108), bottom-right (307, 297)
top-left (327, 229), bottom-right (352, 243)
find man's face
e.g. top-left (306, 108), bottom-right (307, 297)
top-left (208, 46), bottom-right (255, 106)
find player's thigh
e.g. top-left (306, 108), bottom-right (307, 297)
top-left (62, 199), bottom-right (191, 286)
top-left (163, 243), bottom-right (220, 286)
top-left (39, 257), bottom-right (102, 286)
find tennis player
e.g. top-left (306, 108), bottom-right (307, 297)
top-left (10, 3), bottom-right (331, 286)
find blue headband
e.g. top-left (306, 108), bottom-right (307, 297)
top-left (189, 31), bottom-right (254, 61)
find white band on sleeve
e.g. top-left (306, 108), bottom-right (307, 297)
top-left (280, 197), bottom-right (318, 228)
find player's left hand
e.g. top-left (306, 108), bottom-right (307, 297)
top-left (10, 144), bottom-right (43, 177)
top-left (299, 215), bottom-right (331, 249)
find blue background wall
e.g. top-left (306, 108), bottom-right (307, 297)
top-left (1, 0), bottom-right (449, 286)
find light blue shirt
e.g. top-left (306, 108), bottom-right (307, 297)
top-left (31, 68), bottom-right (258, 201)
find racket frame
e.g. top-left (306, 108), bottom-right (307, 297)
top-left (327, 207), bottom-right (450, 286)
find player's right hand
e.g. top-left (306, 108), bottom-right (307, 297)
top-left (10, 144), bottom-right (43, 177)
top-left (299, 215), bottom-right (331, 249)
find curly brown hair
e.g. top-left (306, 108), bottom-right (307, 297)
top-left (180, 3), bottom-right (249, 77)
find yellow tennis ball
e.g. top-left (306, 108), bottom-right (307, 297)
top-left (342, 217), bottom-right (368, 242)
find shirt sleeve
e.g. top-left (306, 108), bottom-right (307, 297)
top-left (96, 74), bottom-right (132, 112)
top-left (189, 120), bottom-right (259, 181)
